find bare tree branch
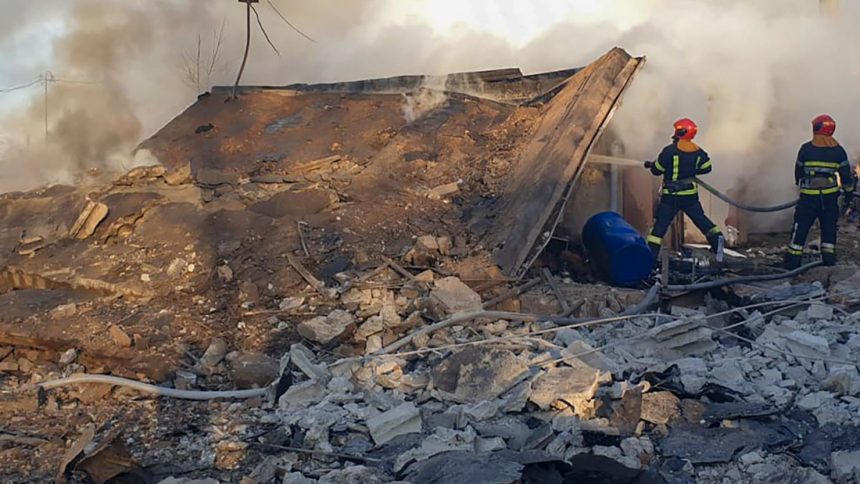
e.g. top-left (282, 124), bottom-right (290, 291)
top-left (266, 0), bottom-right (316, 43)
top-left (207, 19), bottom-right (227, 79)
top-left (251, 4), bottom-right (280, 56)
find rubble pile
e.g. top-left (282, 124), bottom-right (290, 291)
top-left (4, 235), bottom-right (860, 483)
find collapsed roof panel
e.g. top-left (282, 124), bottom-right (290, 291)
top-left (486, 47), bottom-right (645, 278)
top-left (214, 67), bottom-right (581, 104)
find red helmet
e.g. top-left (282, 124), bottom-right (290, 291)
top-left (812, 114), bottom-right (836, 136)
top-left (673, 118), bottom-right (698, 140)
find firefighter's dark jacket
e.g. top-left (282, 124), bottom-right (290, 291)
top-left (794, 141), bottom-right (856, 195)
top-left (649, 142), bottom-right (712, 196)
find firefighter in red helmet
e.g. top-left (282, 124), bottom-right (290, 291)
top-left (784, 114), bottom-right (856, 269)
top-left (644, 118), bottom-right (724, 265)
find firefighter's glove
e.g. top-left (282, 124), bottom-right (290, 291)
top-left (644, 161), bottom-right (654, 169)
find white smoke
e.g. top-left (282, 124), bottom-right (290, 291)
top-left (2, 0), bottom-right (859, 222)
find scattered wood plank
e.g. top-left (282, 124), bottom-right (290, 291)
top-left (296, 220), bottom-right (310, 258)
top-left (286, 253), bottom-right (331, 299)
top-left (481, 278), bottom-right (540, 309)
top-left (290, 155), bottom-right (341, 174)
top-left (563, 299), bottom-right (586, 318)
top-left (541, 268), bottom-right (571, 314)
top-left (382, 257), bottom-right (418, 283)
top-left (357, 261), bottom-right (391, 283)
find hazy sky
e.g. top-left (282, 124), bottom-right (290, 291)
top-left (0, 0), bottom-right (850, 206)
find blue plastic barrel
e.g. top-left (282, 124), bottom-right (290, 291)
top-left (581, 211), bottom-right (652, 287)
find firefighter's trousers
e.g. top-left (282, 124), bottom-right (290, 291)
top-left (785, 192), bottom-right (839, 268)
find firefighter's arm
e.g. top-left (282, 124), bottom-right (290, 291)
top-left (838, 153), bottom-right (856, 194)
top-left (648, 148), bottom-right (669, 176)
top-left (795, 146), bottom-right (806, 186)
top-left (695, 150), bottom-right (712, 175)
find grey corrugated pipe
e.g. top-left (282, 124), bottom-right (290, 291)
top-left (695, 177), bottom-right (798, 213)
top-left (37, 374), bottom-right (268, 400)
top-left (666, 261), bottom-right (822, 292)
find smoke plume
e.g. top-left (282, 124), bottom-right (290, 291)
top-left (1, 0), bottom-right (859, 232)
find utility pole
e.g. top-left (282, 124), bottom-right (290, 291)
top-left (232, 0), bottom-right (259, 100)
top-left (40, 71), bottom-right (54, 141)
top-left (36, 71), bottom-right (95, 142)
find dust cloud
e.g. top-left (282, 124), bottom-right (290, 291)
top-left (1, 0), bottom-right (859, 220)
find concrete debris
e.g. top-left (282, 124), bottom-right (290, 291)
top-left (395, 426), bottom-right (477, 471)
top-left (59, 348), bottom-right (78, 367)
top-left (69, 200), bottom-right (109, 239)
top-left (431, 347), bottom-right (529, 403)
top-left (639, 391), bottom-right (680, 425)
top-left (163, 163), bottom-right (192, 185)
top-left (108, 324), bottom-right (132, 348)
top-left (367, 402), bottom-right (422, 445)
top-left (782, 330), bottom-right (831, 357)
top-left (530, 366), bottom-right (605, 414)
top-left (282, 473), bottom-right (317, 484)
top-left (200, 338), bottom-right (228, 368)
top-left (648, 318), bottom-right (715, 356)
top-left (319, 466), bottom-right (384, 484)
top-left (289, 343), bottom-right (330, 381)
top-left (831, 450), bottom-right (860, 483)
top-left (279, 296), bottom-right (305, 311)
top-left (298, 310), bottom-right (356, 344)
top-left (50, 303), bottom-right (78, 320)
top-left (429, 276), bottom-right (482, 314)
top-left (216, 264), bottom-right (234, 282)
top-left (426, 180), bottom-right (461, 199)
top-left (279, 380), bottom-right (327, 409)
top-left (229, 352), bottom-right (279, 389)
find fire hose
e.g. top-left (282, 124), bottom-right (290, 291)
top-left (633, 160), bottom-right (798, 213)
top-left (694, 177), bottom-right (799, 213)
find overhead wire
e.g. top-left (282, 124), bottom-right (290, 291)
top-left (0, 78), bottom-right (41, 94)
top-left (265, 0), bottom-right (316, 43)
top-left (250, 4), bottom-right (281, 56)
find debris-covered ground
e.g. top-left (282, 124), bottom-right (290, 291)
top-left (2, 48), bottom-right (860, 483)
top-left (3, 235), bottom-right (860, 483)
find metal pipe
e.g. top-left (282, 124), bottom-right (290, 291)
top-left (610, 164), bottom-right (620, 212)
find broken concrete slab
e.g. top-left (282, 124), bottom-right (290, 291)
top-left (431, 347), bottom-right (529, 404)
top-left (195, 169), bottom-right (239, 187)
top-left (831, 450), bottom-right (860, 483)
top-left (289, 343), bottom-right (330, 381)
top-left (430, 277), bottom-right (482, 314)
top-left (282, 472), bottom-right (316, 484)
top-left (50, 303), bottom-right (77, 320)
top-left (319, 466), bottom-right (385, 484)
top-left (297, 310), bottom-right (355, 344)
top-left (366, 402), bottom-right (422, 445)
top-left (640, 391), bottom-right (680, 425)
top-left (108, 324), bottom-right (132, 348)
top-left (529, 366), bottom-right (604, 413)
top-left (200, 338), bottom-right (228, 368)
top-left (69, 200), bottom-right (109, 239)
top-left (279, 380), bottom-right (328, 409)
top-left (782, 331), bottom-right (831, 358)
top-left (229, 352), bottom-right (279, 389)
top-left (395, 426), bottom-right (478, 471)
